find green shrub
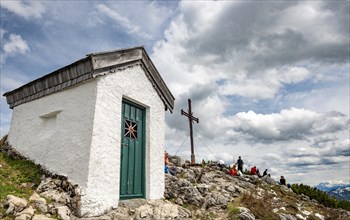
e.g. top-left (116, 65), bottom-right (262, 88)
top-left (291, 183), bottom-right (350, 211)
top-left (227, 202), bottom-right (239, 219)
top-left (240, 190), bottom-right (279, 219)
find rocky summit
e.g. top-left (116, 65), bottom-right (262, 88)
top-left (2, 154), bottom-right (350, 219)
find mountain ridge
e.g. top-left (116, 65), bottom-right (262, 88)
top-left (315, 181), bottom-right (350, 201)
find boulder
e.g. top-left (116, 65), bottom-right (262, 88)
top-left (15, 215), bottom-right (30, 220)
top-left (169, 155), bottom-right (185, 166)
top-left (56, 206), bottom-right (71, 220)
top-left (203, 192), bottom-right (229, 209)
top-left (181, 186), bottom-right (203, 207)
top-left (40, 190), bottom-right (70, 205)
top-left (261, 175), bottom-right (276, 185)
top-left (36, 177), bottom-right (57, 192)
top-left (135, 204), bottom-right (153, 219)
top-left (30, 191), bottom-right (48, 212)
top-left (177, 178), bottom-right (191, 187)
top-left (295, 214), bottom-right (307, 220)
top-left (196, 183), bottom-right (210, 195)
top-left (182, 169), bottom-right (196, 183)
top-left (315, 213), bottom-right (324, 220)
top-left (175, 198), bottom-right (183, 206)
top-left (4, 195), bottom-right (28, 215)
top-left (279, 213), bottom-right (297, 220)
top-left (237, 207), bottom-right (255, 220)
top-left (153, 203), bottom-right (178, 219)
top-left (199, 173), bottom-right (213, 184)
top-left (177, 206), bottom-right (192, 219)
top-left (15, 206), bottom-right (35, 220)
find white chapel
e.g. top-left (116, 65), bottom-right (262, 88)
top-left (3, 47), bottom-right (175, 216)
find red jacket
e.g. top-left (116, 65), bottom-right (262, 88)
top-left (250, 166), bottom-right (257, 175)
top-left (229, 168), bottom-right (238, 176)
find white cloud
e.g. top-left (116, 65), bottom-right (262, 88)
top-left (96, 4), bottom-right (151, 39)
top-left (278, 66), bottom-right (311, 84)
top-left (219, 77), bottom-right (281, 99)
top-left (275, 2), bottom-right (348, 44)
top-left (3, 34), bottom-right (30, 55)
top-left (0, 0), bottom-right (45, 19)
top-left (232, 108), bottom-right (348, 143)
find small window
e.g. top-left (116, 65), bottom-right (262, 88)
top-left (39, 110), bottom-right (61, 138)
top-left (124, 119), bottom-right (138, 139)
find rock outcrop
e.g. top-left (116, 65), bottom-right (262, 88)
top-left (2, 155), bottom-right (350, 219)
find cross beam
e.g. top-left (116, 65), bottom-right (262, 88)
top-left (181, 99), bottom-right (199, 165)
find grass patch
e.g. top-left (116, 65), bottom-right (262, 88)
top-left (182, 202), bottom-right (198, 211)
top-left (240, 190), bottom-right (280, 220)
top-left (0, 137), bottom-right (44, 217)
top-left (0, 151), bottom-right (43, 199)
top-left (227, 202), bottom-right (240, 219)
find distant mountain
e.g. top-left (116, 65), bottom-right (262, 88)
top-left (328, 186), bottom-right (350, 201)
top-left (315, 181), bottom-right (350, 201)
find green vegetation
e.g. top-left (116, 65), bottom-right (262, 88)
top-left (291, 183), bottom-right (350, 211)
top-left (0, 135), bottom-right (45, 217)
top-left (226, 202), bottom-right (239, 219)
top-left (239, 190), bottom-right (279, 220)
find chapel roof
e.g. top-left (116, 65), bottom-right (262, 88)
top-left (3, 46), bottom-right (175, 112)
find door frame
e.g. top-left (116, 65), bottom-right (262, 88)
top-left (119, 98), bottom-right (146, 200)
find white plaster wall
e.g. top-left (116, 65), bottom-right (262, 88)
top-left (7, 80), bottom-right (98, 187)
top-left (80, 64), bottom-right (165, 216)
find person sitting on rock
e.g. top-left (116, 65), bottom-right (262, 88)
top-left (279, 176), bottom-right (286, 185)
top-left (164, 150), bottom-right (176, 176)
top-left (250, 166), bottom-right (257, 175)
top-left (256, 169), bottom-right (262, 177)
top-left (217, 159), bottom-right (226, 170)
top-left (229, 164), bottom-right (238, 176)
top-left (165, 165), bottom-right (176, 176)
top-left (164, 150), bottom-right (169, 165)
top-left (263, 169), bottom-right (268, 176)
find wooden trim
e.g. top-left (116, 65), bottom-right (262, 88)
top-left (3, 47), bottom-right (175, 112)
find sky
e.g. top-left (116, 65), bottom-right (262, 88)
top-left (0, 1), bottom-right (349, 186)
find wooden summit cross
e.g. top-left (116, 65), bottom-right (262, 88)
top-left (181, 99), bottom-right (199, 165)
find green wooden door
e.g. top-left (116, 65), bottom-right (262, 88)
top-left (120, 100), bottom-right (145, 199)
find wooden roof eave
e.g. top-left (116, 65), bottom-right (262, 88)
top-left (3, 47), bottom-right (175, 112)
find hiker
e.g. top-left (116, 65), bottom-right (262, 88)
top-left (217, 159), bottom-right (226, 170)
top-left (237, 156), bottom-right (244, 173)
top-left (250, 166), bottom-right (257, 175)
top-left (263, 169), bottom-right (268, 177)
top-left (164, 150), bottom-right (176, 176)
top-left (256, 169), bottom-right (262, 177)
top-left (164, 151), bottom-right (169, 165)
top-left (279, 176), bottom-right (286, 185)
top-left (229, 164), bottom-right (238, 176)
top-left (164, 165), bottom-right (176, 176)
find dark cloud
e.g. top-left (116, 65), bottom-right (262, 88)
top-left (311, 136), bottom-right (338, 147)
top-left (179, 1), bottom-right (349, 77)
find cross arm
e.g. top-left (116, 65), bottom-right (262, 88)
top-left (181, 109), bottom-right (199, 123)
